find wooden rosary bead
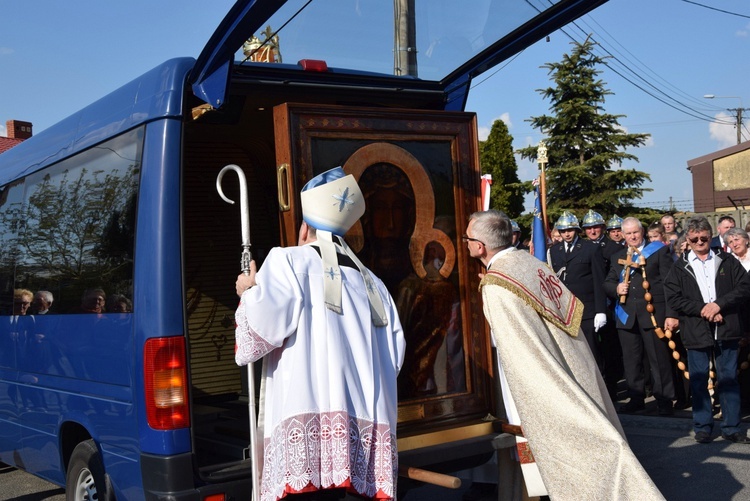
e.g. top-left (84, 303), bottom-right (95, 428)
top-left (672, 351), bottom-right (680, 360)
top-left (646, 304), bottom-right (655, 313)
top-left (668, 340), bottom-right (676, 350)
top-left (742, 361), bottom-right (750, 371)
top-left (641, 280), bottom-right (650, 290)
top-left (677, 361), bottom-right (686, 371)
top-left (644, 292), bottom-right (652, 302)
top-left (664, 330), bottom-right (672, 339)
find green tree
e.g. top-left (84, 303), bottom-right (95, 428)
top-left (480, 119), bottom-right (524, 217)
top-left (518, 38), bottom-right (651, 220)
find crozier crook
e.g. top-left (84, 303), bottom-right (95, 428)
top-left (216, 164), bottom-right (253, 274)
top-left (216, 164), bottom-right (260, 501)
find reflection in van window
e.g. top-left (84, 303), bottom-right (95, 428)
top-left (0, 128), bottom-right (142, 314)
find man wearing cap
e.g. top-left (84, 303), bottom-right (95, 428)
top-left (548, 211), bottom-right (608, 371)
top-left (582, 210), bottom-right (621, 268)
top-left (234, 167), bottom-right (406, 501)
top-left (581, 209), bottom-right (624, 401)
top-left (607, 215), bottom-right (625, 245)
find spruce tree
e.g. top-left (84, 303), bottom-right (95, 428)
top-left (517, 38), bottom-right (651, 219)
top-left (480, 119), bottom-right (524, 217)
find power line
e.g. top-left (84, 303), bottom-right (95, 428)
top-left (679, 0), bottom-right (750, 19)
top-left (556, 23), bottom-right (734, 125)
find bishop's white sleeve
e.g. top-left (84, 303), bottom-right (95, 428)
top-left (234, 248), bottom-right (304, 366)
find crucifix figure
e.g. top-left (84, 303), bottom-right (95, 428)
top-left (617, 247), bottom-right (644, 304)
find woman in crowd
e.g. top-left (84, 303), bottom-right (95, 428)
top-left (725, 227), bottom-right (750, 270)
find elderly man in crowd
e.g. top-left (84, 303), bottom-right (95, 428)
top-left (604, 217), bottom-right (678, 416)
top-left (664, 216), bottom-right (750, 444)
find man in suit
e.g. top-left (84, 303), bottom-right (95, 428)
top-left (549, 211), bottom-right (608, 370)
top-left (710, 214), bottom-right (736, 254)
top-left (582, 209), bottom-right (624, 400)
top-left (604, 217), bottom-right (679, 416)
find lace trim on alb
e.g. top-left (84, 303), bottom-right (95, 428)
top-left (234, 297), bottom-right (277, 365)
top-left (260, 411), bottom-right (396, 501)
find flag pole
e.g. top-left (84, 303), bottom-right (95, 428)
top-left (536, 141), bottom-right (549, 235)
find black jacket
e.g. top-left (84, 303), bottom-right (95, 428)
top-left (549, 238), bottom-right (606, 320)
top-left (604, 243), bottom-right (676, 330)
top-left (664, 251), bottom-right (749, 349)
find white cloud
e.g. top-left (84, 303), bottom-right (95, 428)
top-left (736, 23), bottom-right (750, 37)
top-left (478, 113), bottom-right (512, 141)
top-left (478, 125), bottom-right (491, 141)
top-left (0, 47), bottom-right (13, 55)
top-left (0, 124), bottom-right (5, 137)
top-left (708, 111), bottom-right (738, 149)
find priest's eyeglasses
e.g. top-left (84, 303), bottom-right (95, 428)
top-left (462, 234), bottom-right (485, 245)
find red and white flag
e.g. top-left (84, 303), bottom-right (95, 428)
top-left (480, 174), bottom-right (492, 211)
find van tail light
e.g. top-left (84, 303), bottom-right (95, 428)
top-left (144, 337), bottom-right (190, 430)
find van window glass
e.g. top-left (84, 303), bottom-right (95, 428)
top-left (12, 128), bottom-right (142, 315)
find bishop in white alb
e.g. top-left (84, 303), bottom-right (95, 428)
top-left (235, 244), bottom-right (405, 501)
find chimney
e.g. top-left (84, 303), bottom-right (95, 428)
top-left (6, 120), bottom-right (33, 140)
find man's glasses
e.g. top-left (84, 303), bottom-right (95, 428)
top-left (462, 234), bottom-right (485, 245)
top-left (688, 236), bottom-right (710, 244)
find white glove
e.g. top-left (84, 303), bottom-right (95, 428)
top-left (594, 313), bottom-right (607, 332)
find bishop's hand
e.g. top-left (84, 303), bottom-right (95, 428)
top-left (235, 260), bottom-right (258, 296)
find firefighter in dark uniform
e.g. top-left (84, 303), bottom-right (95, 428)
top-left (582, 210), bottom-right (621, 270)
top-left (549, 211), bottom-right (608, 372)
top-left (582, 210), bottom-right (625, 401)
top-left (510, 219), bottom-right (528, 251)
top-left (607, 214), bottom-right (625, 246)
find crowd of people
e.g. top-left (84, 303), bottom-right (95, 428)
top-left (12, 288), bottom-right (132, 315)
top-left (518, 210), bottom-right (750, 444)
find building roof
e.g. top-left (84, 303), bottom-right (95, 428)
top-left (0, 136), bottom-right (24, 154)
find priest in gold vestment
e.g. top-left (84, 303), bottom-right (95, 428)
top-left (466, 210), bottom-right (663, 501)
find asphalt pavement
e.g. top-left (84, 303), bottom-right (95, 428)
top-left (403, 398), bottom-right (750, 501)
top-left (3, 399), bottom-right (750, 500)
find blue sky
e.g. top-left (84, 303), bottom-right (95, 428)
top-left (2, 0), bottom-right (749, 215)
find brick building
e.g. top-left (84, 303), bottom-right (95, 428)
top-left (0, 119), bottom-right (33, 154)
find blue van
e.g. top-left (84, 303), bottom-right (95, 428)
top-left (0, 1), bottom-right (606, 499)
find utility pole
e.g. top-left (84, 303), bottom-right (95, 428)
top-left (394, 0), bottom-right (417, 77)
top-left (704, 95), bottom-right (749, 144)
top-left (729, 108), bottom-right (743, 144)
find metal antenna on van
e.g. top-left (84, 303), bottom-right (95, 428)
top-left (216, 164), bottom-right (260, 501)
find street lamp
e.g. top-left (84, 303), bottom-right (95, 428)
top-left (704, 94), bottom-right (748, 145)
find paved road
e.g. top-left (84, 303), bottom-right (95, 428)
top-left (404, 403), bottom-right (750, 500)
top-left (0, 462), bottom-right (64, 501)
top-left (4, 405), bottom-right (750, 500)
